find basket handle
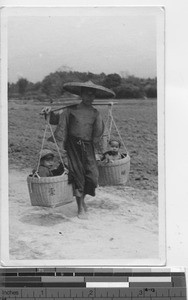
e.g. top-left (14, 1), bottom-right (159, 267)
top-left (35, 123), bottom-right (48, 174)
top-left (105, 103), bottom-right (129, 155)
top-left (47, 121), bottom-right (68, 172)
top-left (36, 119), bottom-right (67, 174)
top-left (33, 171), bottom-right (41, 178)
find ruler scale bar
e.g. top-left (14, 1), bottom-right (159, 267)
top-left (2, 282), bottom-right (87, 288)
top-left (86, 277), bottom-right (129, 282)
top-left (129, 277), bottom-right (172, 282)
top-left (5, 277), bottom-right (41, 282)
top-left (86, 282), bottom-right (129, 288)
top-left (42, 277), bottom-right (85, 282)
top-left (129, 282), bottom-right (173, 287)
top-left (0, 271), bottom-right (186, 277)
top-left (0, 288), bottom-right (187, 298)
top-left (0, 268), bottom-right (186, 299)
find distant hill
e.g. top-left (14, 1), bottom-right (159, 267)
top-left (56, 65), bottom-right (73, 72)
top-left (8, 69), bottom-right (157, 100)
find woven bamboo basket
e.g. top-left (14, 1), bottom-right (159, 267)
top-left (98, 154), bottom-right (130, 186)
top-left (27, 172), bottom-right (74, 207)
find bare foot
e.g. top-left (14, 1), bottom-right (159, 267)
top-left (82, 201), bottom-right (88, 212)
top-left (77, 210), bottom-right (88, 220)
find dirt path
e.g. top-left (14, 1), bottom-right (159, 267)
top-left (8, 168), bottom-right (158, 261)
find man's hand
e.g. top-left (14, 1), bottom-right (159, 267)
top-left (40, 106), bottom-right (52, 115)
top-left (95, 153), bottom-right (101, 161)
top-left (40, 106), bottom-right (52, 121)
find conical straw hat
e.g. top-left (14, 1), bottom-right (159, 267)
top-left (63, 80), bottom-right (116, 98)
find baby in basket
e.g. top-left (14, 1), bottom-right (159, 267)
top-left (101, 139), bottom-right (124, 163)
top-left (32, 149), bottom-right (65, 177)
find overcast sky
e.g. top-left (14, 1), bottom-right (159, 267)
top-left (8, 8), bottom-right (158, 83)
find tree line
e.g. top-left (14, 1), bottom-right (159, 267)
top-left (8, 71), bottom-right (157, 100)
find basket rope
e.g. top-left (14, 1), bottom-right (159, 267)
top-left (48, 122), bottom-right (66, 170)
top-left (36, 123), bottom-right (48, 174)
top-left (36, 119), bottom-right (67, 174)
top-left (104, 103), bottom-right (129, 155)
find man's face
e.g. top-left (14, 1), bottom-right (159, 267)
top-left (81, 88), bottom-right (96, 105)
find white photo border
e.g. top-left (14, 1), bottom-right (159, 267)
top-left (0, 5), bottom-right (165, 267)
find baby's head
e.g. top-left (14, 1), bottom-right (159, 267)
top-left (109, 139), bottom-right (121, 154)
top-left (40, 149), bottom-right (54, 169)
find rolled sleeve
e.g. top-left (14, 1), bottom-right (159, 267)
top-left (49, 111), bottom-right (60, 125)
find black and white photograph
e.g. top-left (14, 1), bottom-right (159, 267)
top-left (0, 6), bottom-right (165, 265)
